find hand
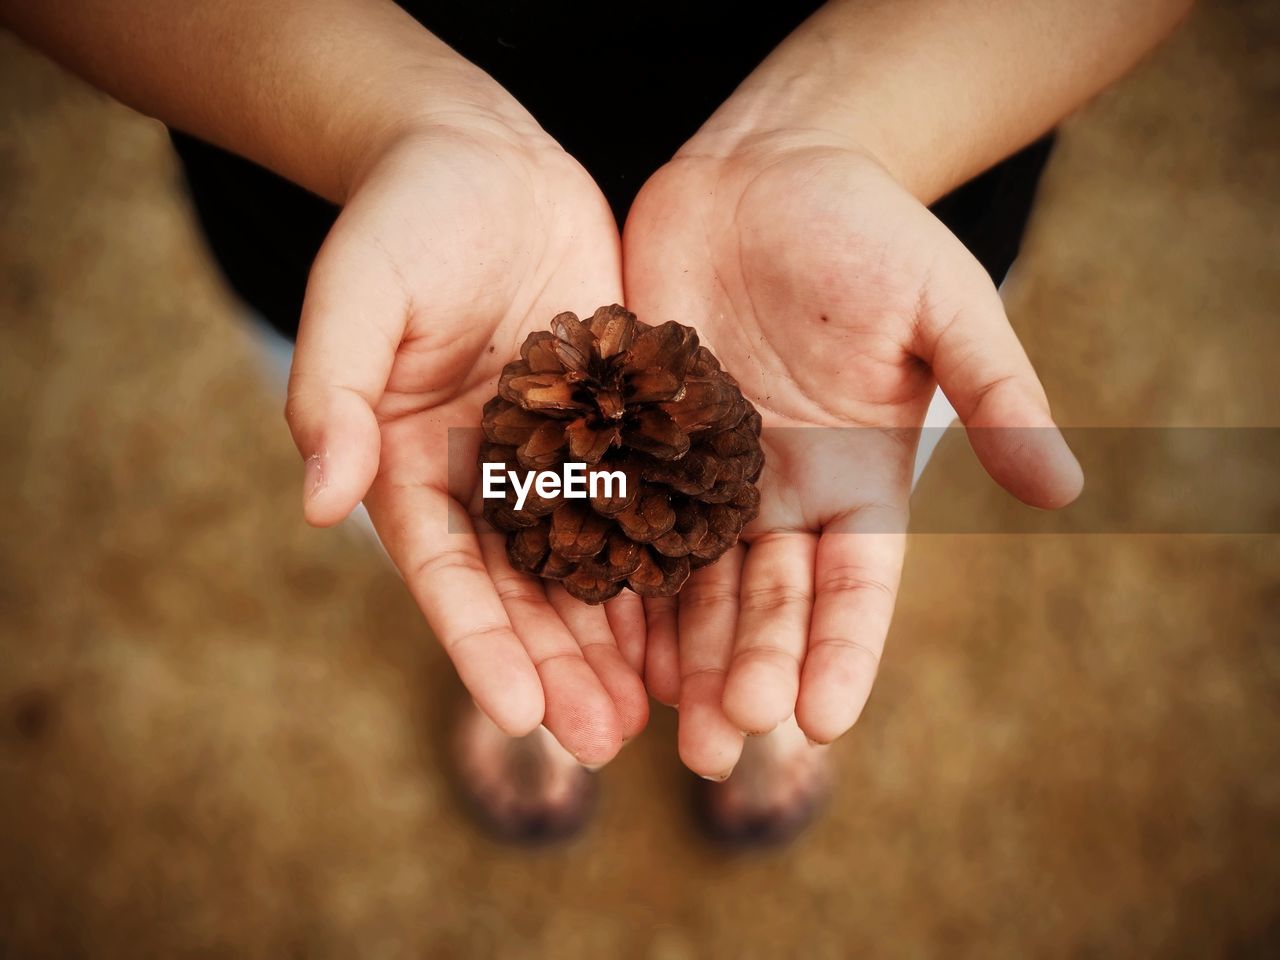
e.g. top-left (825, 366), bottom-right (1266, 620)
top-left (623, 138), bottom-right (1083, 777)
top-left (284, 117), bottom-right (648, 765)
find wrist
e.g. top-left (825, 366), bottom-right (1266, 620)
top-left (331, 59), bottom-right (552, 203)
top-left (670, 1), bottom-right (971, 203)
top-left (674, 79), bottom-right (926, 194)
top-left (674, 116), bottom-right (904, 197)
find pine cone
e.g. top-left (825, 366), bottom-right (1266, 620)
top-left (479, 305), bottom-right (763, 604)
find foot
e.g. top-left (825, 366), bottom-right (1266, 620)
top-left (694, 715), bottom-right (831, 847)
top-left (451, 698), bottom-right (597, 844)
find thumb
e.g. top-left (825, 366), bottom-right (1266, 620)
top-left (917, 259), bottom-right (1084, 509)
top-left (285, 234), bottom-right (405, 527)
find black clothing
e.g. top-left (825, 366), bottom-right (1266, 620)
top-left (171, 2), bottom-right (1053, 341)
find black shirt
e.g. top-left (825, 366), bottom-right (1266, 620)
top-left (171, 2), bottom-right (1052, 339)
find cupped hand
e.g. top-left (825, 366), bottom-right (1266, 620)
top-left (284, 119), bottom-right (648, 765)
top-left (624, 139), bottom-right (1083, 777)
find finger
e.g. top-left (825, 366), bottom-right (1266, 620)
top-left (286, 228), bottom-right (405, 527)
top-left (676, 546), bottom-right (746, 780)
top-left (796, 507), bottom-right (906, 745)
top-left (477, 534), bottom-right (623, 765)
top-left (547, 585), bottom-right (649, 741)
top-left (722, 532), bottom-right (816, 736)
top-left (605, 589), bottom-right (647, 677)
top-left (917, 259), bottom-right (1083, 509)
top-left (642, 596), bottom-right (681, 707)
top-left (363, 479), bottom-right (544, 738)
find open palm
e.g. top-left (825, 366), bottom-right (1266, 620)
top-left (285, 127), bottom-right (647, 765)
top-left (624, 144), bottom-right (1083, 777)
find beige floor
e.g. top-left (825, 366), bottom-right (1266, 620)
top-left (1, 3), bottom-right (1278, 957)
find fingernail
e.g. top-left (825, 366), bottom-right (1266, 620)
top-left (805, 737), bottom-right (829, 748)
top-left (583, 761), bottom-right (607, 773)
top-left (304, 453), bottom-right (325, 501)
top-left (699, 772), bottom-right (731, 782)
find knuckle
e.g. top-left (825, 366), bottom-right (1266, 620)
top-left (282, 393), bottom-right (302, 430)
top-left (678, 584), bottom-right (738, 611)
top-left (409, 547), bottom-right (486, 584)
top-left (730, 644), bottom-right (800, 671)
top-left (533, 650), bottom-right (583, 670)
top-left (968, 372), bottom-right (1025, 416)
top-left (493, 574), bottom-right (546, 606)
top-left (809, 635), bottom-right (882, 672)
top-left (739, 583), bottom-right (812, 615)
top-left (680, 665), bottom-right (728, 685)
top-left (816, 565), bottom-right (897, 603)
top-left (443, 622), bottom-right (515, 655)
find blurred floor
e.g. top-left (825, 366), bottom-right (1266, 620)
top-left (1, 3), bottom-right (1278, 958)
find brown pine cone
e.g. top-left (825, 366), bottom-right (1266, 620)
top-left (479, 305), bottom-right (763, 604)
